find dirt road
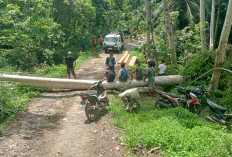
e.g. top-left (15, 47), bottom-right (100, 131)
top-left (0, 39), bottom-right (145, 157)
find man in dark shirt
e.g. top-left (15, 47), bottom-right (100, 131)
top-left (63, 51), bottom-right (77, 79)
top-left (105, 52), bottom-right (116, 71)
top-left (131, 62), bottom-right (143, 80)
top-left (105, 68), bottom-right (115, 82)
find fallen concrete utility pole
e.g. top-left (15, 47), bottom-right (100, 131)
top-left (0, 74), bottom-right (184, 90)
top-left (103, 75), bottom-right (184, 90)
top-left (0, 74), bottom-right (96, 90)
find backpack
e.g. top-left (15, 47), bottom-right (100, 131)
top-left (136, 67), bottom-right (143, 80)
top-left (120, 68), bottom-right (129, 81)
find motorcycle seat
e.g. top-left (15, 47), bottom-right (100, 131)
top-left (207, 99), bottom-right (227, 112)
top-left (165, 92), bottom-right (181, 98)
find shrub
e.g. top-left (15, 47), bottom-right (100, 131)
top-left (180, 50), bottom-right (215, 86)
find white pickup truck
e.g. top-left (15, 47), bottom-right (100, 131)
top-left (103, 33), bottom-right (125, 53)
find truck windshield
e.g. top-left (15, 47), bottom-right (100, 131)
top-left (104, 37), bottom-right (118, 43)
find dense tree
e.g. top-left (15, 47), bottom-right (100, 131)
top-left (0, 0), bottom-right (231, 73)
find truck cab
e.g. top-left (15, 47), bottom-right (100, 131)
top-left (103, 33), bottom-right (125, 53)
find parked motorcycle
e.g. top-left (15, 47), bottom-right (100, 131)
top-left (121, 94), bottom-right (140, 115)
top-left (155, 88), bottom-right (186, 109)
top-left (179, 85), bottom-right (231, 125)
top-left (80, 80), bottom-right (109, 122)
top-left (190, 85), bottom-right (232, 125)
top-left (177, 87), bottom-right (202, 114)
top-left (119, 81), bottom-right (140, 115)
top-left (155, 87), bottom-right (202, 114)
top-left (80, 80), bottom-right (105, 105)
top-left (191, 84), bottom-right (220, 104)
top-left (200, 99), bottom-right (229, 124)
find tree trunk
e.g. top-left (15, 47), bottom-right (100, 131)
top-left (144, 0), bottom-right (151, 56)
top-left (209, 0), bottom-right (232, 90)
top-left (0, 74), bottom-right (184, 90)
top-left (209, 0), bottom-right (216, 50)
top-left (162, 0), bottom-right (177, 66)
top-left (200, 0), bottom-right (207, 51)
top-left (214, 0), bottom-right (221, 49)
top-left (151, 26), bottom-right (157, 57)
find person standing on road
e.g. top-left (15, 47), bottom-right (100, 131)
top-left (144, 61), bottom-right (156, 96)
top-left (93, 35), bottom-right (97, 51)
top-left (63, 51), bottom-right (77, 79)
top-left (105, 52), bottom-right (116, 71)
top-left (82, 37), bottom-right (86, 52)
top-left (129, 28), bottom-right (133, 40)
top-left (138, 28), bottom-right (142, 34)
top-left (99, 35), bottom-right (103, 48)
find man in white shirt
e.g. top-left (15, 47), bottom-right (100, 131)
top-left (158, 59), bottom-right (166, 76)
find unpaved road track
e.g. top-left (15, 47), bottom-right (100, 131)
top-left (0, 39), bottom-right (145, 157)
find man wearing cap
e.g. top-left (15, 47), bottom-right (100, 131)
top-left (63, 51), bottom-right (77, 79)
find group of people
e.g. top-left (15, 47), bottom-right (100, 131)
top-left (128, 28), bottom-right (143, 40)
top-left (105, 53), bottom-right (166, 96)
top-left (81, 35), bottom-right (103, 52)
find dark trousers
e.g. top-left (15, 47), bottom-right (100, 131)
top-left (82, 45), bottom-right (85, 52)
top-left (158, 73), bottom-right (165, 76)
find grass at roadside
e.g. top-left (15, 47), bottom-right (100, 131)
top-left (109, 95), bottom-right (232, 156)
top-left (0, 83), bottom-right (43, 133)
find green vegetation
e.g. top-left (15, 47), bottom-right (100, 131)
top-left (0, 83), bottom-right (43, 133)
top-left (109, 96), bottom-right (232, 156)
top-left (0, 0), bottom-right (232, 155)
top-left (43, 122), bottom-right (55, 129)
top-left (33, 65), bottom-right (67, 78)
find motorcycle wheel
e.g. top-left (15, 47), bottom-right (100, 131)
top-left (200, 108), bottom-right (216, 122)
top-left (85, 102), bottom-right (98, 122)
top-left (155, 99), bottom-right (171, 109)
